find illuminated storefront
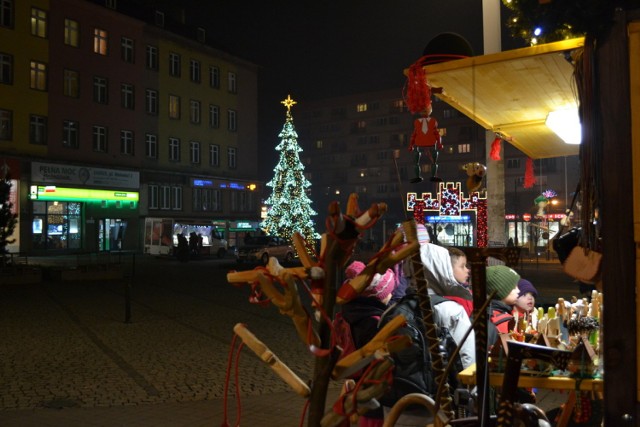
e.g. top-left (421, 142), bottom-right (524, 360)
top-left (407, 181), bottom-right (488, 247)
top-left (29, 162), bottom-right (139, 252)
top-left (29, 186), bottom-right (139, 251)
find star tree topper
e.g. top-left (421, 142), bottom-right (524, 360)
top-left (281, 94), bottom-right (297, 114)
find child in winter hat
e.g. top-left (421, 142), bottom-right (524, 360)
top-left (486, 265), bottom-right (521, 338)
top-left (486, 265), bottom-right (521, 305)
top-left (514, 279), bottom-right (539, 331)
top-left (344, 260), bottom-right (396, 304)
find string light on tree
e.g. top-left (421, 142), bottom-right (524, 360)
top-left (501, 0), bottom-right (616, 45)
top-left (261, 95), bottom-right (320, 244)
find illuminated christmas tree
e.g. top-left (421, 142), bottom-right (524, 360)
top-left (261, 95), bottom-right (319, 243)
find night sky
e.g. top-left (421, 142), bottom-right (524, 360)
top-left (181, 1), bottom-right (489, 180)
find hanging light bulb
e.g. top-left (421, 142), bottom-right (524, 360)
top-left (546, 108), bottom-right (581, 144)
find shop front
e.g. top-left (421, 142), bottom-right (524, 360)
top-left (143, 218), bottom-right (230, 257)
top-left (228, 220), bottom-right (262, 248)
top-left (29, 162), bottom-right (139, 253)
top-left (407, 181), bottom-right (488, 247)
top-left (505, 213), bottom-right (565, 258)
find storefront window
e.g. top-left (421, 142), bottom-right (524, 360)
top-left (31, 201), bottom-right (82, 250)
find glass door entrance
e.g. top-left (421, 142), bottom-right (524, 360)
top-left (98, 218), bottom-right (127, 251)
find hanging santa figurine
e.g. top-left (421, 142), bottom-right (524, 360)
top-left (408, 100), bottom-right (443, 183)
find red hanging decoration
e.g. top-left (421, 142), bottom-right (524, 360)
top-left (490, 135), bottom-right (502, 160)
top-left (524, 158), bottom-right (536, 188)
top-left (413, 200), bottom-right (425, 224)
top-left (404, 57), bottom-right (432, 114)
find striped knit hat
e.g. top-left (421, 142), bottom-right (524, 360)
top-left (416, 224), bottom-right (430, 245)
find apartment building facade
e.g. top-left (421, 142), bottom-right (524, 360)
top-left (294, 88), bottom-right (579, 250)
top-left (0, 0), bottom-right (261, 255)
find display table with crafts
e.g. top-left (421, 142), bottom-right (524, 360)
top-left (458, 363), bottom-right (603, 392)
top-left (458, 292), bottom-right (604, 427)
top-left (458, 363), bottom-right (603, 427)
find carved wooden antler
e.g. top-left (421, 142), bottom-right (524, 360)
top-left (401, 219), bottom-right (456, 422)
top-left (227, 260), bottom-right (320, 348)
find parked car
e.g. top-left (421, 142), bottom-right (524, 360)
top-left (236, 236), bottom-right (296, 265)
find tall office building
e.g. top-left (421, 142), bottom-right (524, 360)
top-left (294, 88), bottom-right (578, 251)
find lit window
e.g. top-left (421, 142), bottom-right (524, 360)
top-left (457, 143), bottom-right (471, 154)
top-left (356, 103), bottom-right (367, 112)
top-left (93, 28), bottom-right (108, 55)
top-left (62, 120), bottom-right (79, 148)
top-left (31, 8), bottom-right (47, 38)
top-left (92, 125), bottom-right (107, 152)
top-left (209, 66), bottom-right (219, 88)
top-left (145, 89), bottom-right (158, 114)
top-left (63, 69), bottom-right (78, 97)
top-left (227, 147), bottom-right (237, 168)
top-left (391, 99), bottom-right (405, 112)
top-left (30, 115), bottom-right (47, 145)
top-left (146, 45), bottom-right (158, 70)
top-left (0, 52), bottom-right (12, 84)
top-left (227, 110), bottom-right (237, 131)
top-left (190, 100), bottom-right (201, 124)
top-left (145, 133), bottom-right (157, 158)
top-left (169, 137), bottom-right (180, 161)
top-left (121, 83), bottom-right (134, 109)
top-left (121, 37), bottom-right (134, 63)
top-left (209, 144), bottom-right (219, 166)
top-left (169, 95), bottom-right (180, 119)
top-left (190, 141), bottom-right (200, 163)
top-left (30, 61), bottom-right (47, 91)
top-left (120, 129), bottom-right (134, 155)
top-left (228, 72), bottom-right (236, 93)
top-left (0, 109), bottom-right (11, 140)
top-left (189, 59), bottom-right (200, 82)
top-left (64, 19), bottom-right (79, 47)
top-left (208, 104), bottom-right (219, 128)
top-left (93, 76), bottom-right (108, 104)
top-left (316, 140), bottom-right (323, 149)
top-left (169, 53), bottom-right (180, 76)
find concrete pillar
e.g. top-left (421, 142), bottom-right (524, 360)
top-left (486, 131), bottom-right (506, 246)
top-left (483, 0), bottom-right (505, 245)
top-left (482, 0), bottom-right (502, 54)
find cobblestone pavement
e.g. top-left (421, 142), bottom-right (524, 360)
top-left (1, 255), bottom-right (344, 426)
top-left (0, 255), bottom-right (570, 426)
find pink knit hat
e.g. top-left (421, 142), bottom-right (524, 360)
top-left (345, 261), bottom-right (366, 279)
top-left (362, 268), bottom-right (396, 302)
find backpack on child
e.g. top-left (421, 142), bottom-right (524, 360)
top-left (487, 301), bottom-right (515, 346)
top-left (377, 293), bottom-right (463, 407)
